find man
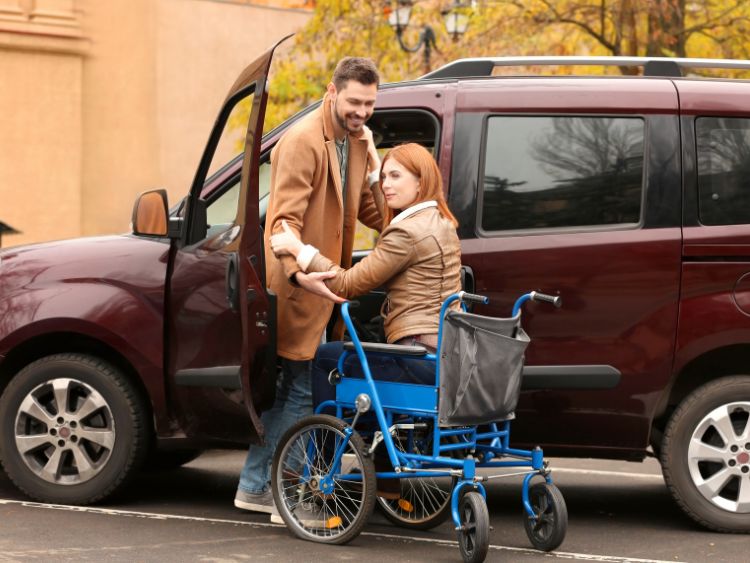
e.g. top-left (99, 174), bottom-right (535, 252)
top-left (234, 57), bottom-right (383, 520)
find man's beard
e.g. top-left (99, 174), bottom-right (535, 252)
top-left (333, 100), bottom-right (360, 134)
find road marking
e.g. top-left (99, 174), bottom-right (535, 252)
top-left (0, 498), bottom-right (683, 563)
top-left (550, 468), bottom-right (664, 481)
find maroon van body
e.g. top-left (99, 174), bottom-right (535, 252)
top-left (1, 47), bottom-right (749, 533)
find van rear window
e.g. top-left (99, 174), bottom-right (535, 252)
top-left (480, 116), bottom-right (645, 232)
top-left (696, 117), bottom-right (750, 226)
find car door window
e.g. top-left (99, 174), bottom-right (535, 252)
top-left (204, 156), bottom-right (271, 239)
top-left (205, 108), bottom-right (440, 248)
top-left (479, 116), bottom-right (645, 233)
top-left (206, 178), bottom-right (240, 227)
top-left (206, 94), bottom-right (254, 179)
top-left (354, 109), bottom-right (441, 250)
top-left (696, 116), bottom-right (750, 226)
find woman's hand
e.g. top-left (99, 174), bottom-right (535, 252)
top-left (362, 125), bottom-right (381, 173)
top-left (294, 270), bottom-right (345, 303)
top-left (270, 220), bottom-right (304, 258)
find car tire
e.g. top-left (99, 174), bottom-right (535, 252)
top-left (660, 375), bottom-right (750, 533)
top-left (0, 354), bottom-right (149, 505)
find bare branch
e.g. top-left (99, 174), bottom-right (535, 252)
top-left (537, 0), bottom-right (617, 53)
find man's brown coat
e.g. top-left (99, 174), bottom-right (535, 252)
top-left (264, 94), bottom-right (382, 360)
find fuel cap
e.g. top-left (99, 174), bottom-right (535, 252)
top-left (733, 273), bottom-right (750, 316)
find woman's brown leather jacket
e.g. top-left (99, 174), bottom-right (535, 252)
top-left (308, 206), bottom-right (461, 343)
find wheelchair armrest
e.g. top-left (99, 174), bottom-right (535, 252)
top-left (342, 341), bottom-right (429, 356)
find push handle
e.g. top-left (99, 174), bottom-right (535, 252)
top-left (531, 291), bottom-right (562, 308)
top-left (460, 291), bottom-right (489, 305)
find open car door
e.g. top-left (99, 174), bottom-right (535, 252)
top-left (233, 37), bottom-right (292, 441)
top-left (177, 36), bottom-right (290, 444)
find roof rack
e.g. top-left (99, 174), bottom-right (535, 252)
top-left (421, 56), bottom-right (750, 80)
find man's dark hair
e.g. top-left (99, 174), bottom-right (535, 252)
top-left (332, 57), bottom-right (380, 90)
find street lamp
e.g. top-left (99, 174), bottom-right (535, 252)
top-left (388, 0), bottom-right (472, 75)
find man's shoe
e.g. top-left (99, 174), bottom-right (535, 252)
top-left (234, 489), bottom-right (276, 514)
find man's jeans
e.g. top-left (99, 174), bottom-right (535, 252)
top-left (238, 358), bottom-right (312, 494)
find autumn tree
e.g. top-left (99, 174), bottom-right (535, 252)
top-left (265, 0), bottom-right (750, 128)
top-left (528, 0), bottom-right (749, 58)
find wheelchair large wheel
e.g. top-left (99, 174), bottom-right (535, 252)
top-left (457, 491), bottom-right (490, 563)
top-left (376, 428), bottom-right (455, 530)
top-left (523, 482), bottom-right (567, 552)
top-left (271, 414), bottom-right (376, 545)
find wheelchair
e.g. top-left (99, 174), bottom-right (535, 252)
top-left (271, 291), bottom-right (568, 563)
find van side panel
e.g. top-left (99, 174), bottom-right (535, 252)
top-left (450, 80), bottom-right (682, 458)
top-left (673, 83), bottom-right (750, 381)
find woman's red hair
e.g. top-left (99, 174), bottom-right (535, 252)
top-left (379, 143), bottom-right (458, 230)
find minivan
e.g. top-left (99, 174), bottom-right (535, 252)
top-left (1, 40), bottom-right (749, 533)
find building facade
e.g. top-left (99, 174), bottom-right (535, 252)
top-left (0, 0), bottom-right (311, 247)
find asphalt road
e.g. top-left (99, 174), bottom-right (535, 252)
top-left (0, 450), bottom-right (746, 562)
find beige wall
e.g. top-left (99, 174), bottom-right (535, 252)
top-left (79, 0), bottom-right (160, 239)
top-left (154, 0), bottom-right (308, 211)
top-left (0, 48), bottom-right (84, 246)
top-left (0, 0), bottom-right (310, 247)
top-left (0, 0), bottom-right (87, 247)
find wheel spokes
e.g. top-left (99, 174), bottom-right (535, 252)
top-left (278, 423), bottom-right (368, 539)
top-left (15, 377), bottom-right (116, 485)
top-left (77, 427), bottom-right (116, 450)
top-left (697, 466), bottom-right (733, 498)
top-left (70, 446), bottom-right (96, 482)
top-left (51, 378), bottom-right (72, 417)
top-left (74, 392), bottom-right (109, 421)
top-left (736, 476), bottom-right (750, 512)
top-left (700, 404), bottom-right (738, 446)
top-left (18, 395), bottom-right (56, 427)
top-left (40, 447), bottom-right (65, 482)
top-left (15, 433), bottom-right (53, 455)
top-left (688, 439), bottom-right (726, 463)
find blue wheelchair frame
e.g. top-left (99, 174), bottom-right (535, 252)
top-left (312, 291), bottom-right (553, 529)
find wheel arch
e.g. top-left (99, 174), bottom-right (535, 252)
top-left (0, 331), bottom-right (160, 438)
top-left (651, 343), bottom-right (750, 441)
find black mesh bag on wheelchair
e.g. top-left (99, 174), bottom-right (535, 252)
top-left (438, 309), bottom-right (530, 426)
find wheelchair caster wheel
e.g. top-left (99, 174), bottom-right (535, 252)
top-left (457, 491), bottom-right (489, 563)
top-left (523, 482), bottom-right (567, 551)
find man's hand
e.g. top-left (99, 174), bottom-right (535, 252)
top-left (294, 270), bottom-right (346, 304)
top-left (270, 219), bottom-right (304, 258)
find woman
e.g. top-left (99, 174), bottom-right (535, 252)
top-left (270, 142), bottom-right (461, 398)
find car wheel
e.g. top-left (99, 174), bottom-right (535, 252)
top-left (661, 376), bottom-right (750, 532)
top-left (0, 354), bottom-right (149, 504)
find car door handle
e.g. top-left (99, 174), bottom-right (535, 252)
top-left (226, 252), bottom-right (239, 313)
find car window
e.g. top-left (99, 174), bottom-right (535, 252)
top-left (353, 109), bottom-right (440, 250)
top-left (696, 117), bottom-right (750, 226)
top-left (204, 108), bottom-right (439, 248)
top-left (206, 93), bottom-right (254, 179)
top-left (479, 116), bottom-right (645, 232)
top-left (204, 159), bottom-right (271, 239)
top-left (206, 178), bottom-right (240, 229)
